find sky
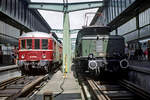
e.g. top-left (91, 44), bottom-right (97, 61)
top-left (31, 0), bottom-right (101, 29)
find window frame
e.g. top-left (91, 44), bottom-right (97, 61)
top-left (26, 39), bottom-right (32, 50)
top-left (21, 39), bottom-right (26, 49)
top-left (34, 39), bottom-right (40, 49)
top-left (42, 39), bottom-right (48, 50)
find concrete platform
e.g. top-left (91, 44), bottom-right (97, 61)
top-left (0, 65), bottom-right (18, 72)
top-left (34, 70), bottom-right (82, 100)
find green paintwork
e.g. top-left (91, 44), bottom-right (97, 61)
top-left (82, 40), bottom-right (96, 56)
top-left (103, 39), bottom-right (108, 56)
top-left (81, 37), bottom-right (125, 58)
top-left (75, 27), bottom-right (125, 60)
top-left (82, 39), bottom-right (108, 57)
top-left (63, 12), bottom-right (71, 72)
top-left (28, 1), bottom-right (103, 73)
top-left (75, 27), bottom-right (110, 58)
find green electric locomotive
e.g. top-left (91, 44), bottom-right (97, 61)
top-left (74, 26), bottom-right (128, 77)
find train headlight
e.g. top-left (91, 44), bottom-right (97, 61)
top-left (88, 60), bottom-right (97, 70)
top-left (21, 55), bottom-right (25, 59)
top-left (42, 55), bottom-right (46, 59)
top-left (99, 52), bottom-right (105, 57)
top-left (120, 59), bottom-right (129, 69)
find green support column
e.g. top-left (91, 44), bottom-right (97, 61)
top-left (63, 12), bottom-right (70, 73)
top-left (68, 30), bottom-right (72, 72)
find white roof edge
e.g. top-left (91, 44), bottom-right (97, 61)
top-left (20, 31), bottom-right (51, 38)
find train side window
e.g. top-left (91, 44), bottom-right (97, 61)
top-left (34, 39), bottom-right (40, 49)
top-left (42, 39), bottom-right (48, 49)
top-left (27, 39), bottom-right (32, 49)
top-left (21, 40), bottom-right (25, 49)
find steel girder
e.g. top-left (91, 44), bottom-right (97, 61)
top-left (29, 1), bottom-right (103, 12)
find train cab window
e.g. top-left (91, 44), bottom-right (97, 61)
top-left (42, 39), bottom-right (48, 49)
top-left (21, 40), bottom-right (25, 49)
top-left (96, 40), bottom-right (103, 52)
top-left (34, 39), bottom-right (40, 49)
top-left (27, 39), bottom-right (32, 49)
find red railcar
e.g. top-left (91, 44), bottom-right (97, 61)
top-left (18, 32), bottom-right (62, 75)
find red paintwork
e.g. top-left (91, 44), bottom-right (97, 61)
top-left (19, 50), bottom-right (53, 61)
top-left (18, 34), bottom-right (62, 63)
top-left (59, 46), bottom-right (62, 59)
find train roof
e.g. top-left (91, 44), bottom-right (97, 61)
top-left (76, 26), bottom-right (110, 44)
top-left (81, 35), bottom-right (124, 40)
top-left (20, 32), bottom-right (51, 38)
top-left (20, 31), bottom-right (62, 47)
top-left (79, 26), bottom-right (110, 35)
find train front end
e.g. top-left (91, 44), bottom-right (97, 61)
top-left (18, 32), bottom-right (53, 75)
top-left (84, 35), bottom-right (129, 76)
top-left (74, 26), bottom-right (129, 77)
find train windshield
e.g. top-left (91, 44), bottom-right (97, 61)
top-left (34, 39), bottom-right (40, 49)
top-left (26, 39), bottom-right (32, 49)
top-left (42, 39), bottom-right (48, 49)
top-left (21, 40), bottom-right (25, 49)
top-left (96, 40), bottom-right (103, 52)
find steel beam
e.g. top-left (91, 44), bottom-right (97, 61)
top-left (28, 1), bottom-right (103, 12)
top-left (68, 1), bottom-right (103, 12)
top-left (28, 3), bottom-right (64, 12)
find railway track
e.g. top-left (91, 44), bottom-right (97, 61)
top-left (0, 75), bottom-right (49, 100)
top-left (78, 74), bottom-right (150, 100)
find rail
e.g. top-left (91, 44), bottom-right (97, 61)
top-left (0, 75), bottom-right (49, 100)
top-left (78, 74), bottom-right (149, 100)
top-left (119, 80), bottom-right (150, 100)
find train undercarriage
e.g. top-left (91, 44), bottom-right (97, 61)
top-left (18, 60), bottom-right (62, 75)
top-left (74, 57), bottom-right (129, 78)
